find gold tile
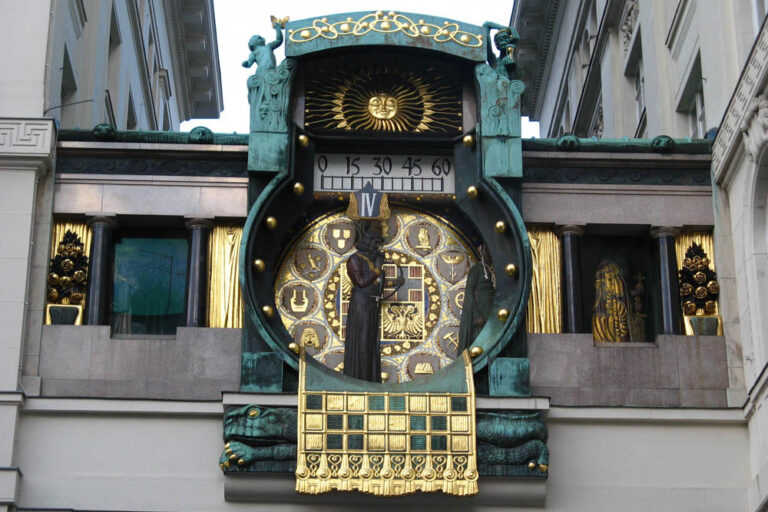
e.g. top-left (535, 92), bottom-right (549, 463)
top-left (388, 415), bottom-right (407, 431)
top-left (305, 434), bottom-right (323, 450)
top-left (451, 435), bottom-right (470, 452)
top-left (409, 395), bottom-right (427, 412)
top-left (347, 395), bottom-right (365, 411)
top-left (368, 414), bottom-right (386, 431)
top-left (451, 415), bottom-right (469, 432)
top-left (305, 414), bottom-right (323, 430)
top-left (368, 434), bottom-right (386, 450)
top-left (327, 394), bottom-right (345, 411)
top-left (389, 434), bottom-right (407, 451)
top-left (430, 396), bottom-right (448, 412)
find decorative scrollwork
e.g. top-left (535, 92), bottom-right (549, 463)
top-left (289, 11), bottom-right (483, 48)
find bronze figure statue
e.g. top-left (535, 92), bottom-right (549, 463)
top-left (458, 245), bottom-right (496, 352)
top-left (343, 228), bottom-right (385, 382)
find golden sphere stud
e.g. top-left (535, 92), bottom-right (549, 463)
top-left (293, 182), bottom-right (305, 196)
top-left (497, 308), bottom-right (510, 322)
top-left (466, 185), bottom-right (479, 199)
top-left (505, 263), bottom-right (518, 278)
top-left (495, 220), bottom-right (506, 233)
top-left (539, 464), bottom-right (548, 473)
top-left (462, 134), bottom-right (475, 148)
top-left (528, 462), bottom-right (536, 469)
top-left (288, 342), bottom-right (300, 354)
top-left (253, 259), bottom-right (266, 272)
top-left (297, 134), bottom-right (309, 147)
top-left (265, 216), bottom-right (278, 230)
top-left (469, 346), bottom-right (483, 358)
top-left (262, 305), bottom-right (275, 318)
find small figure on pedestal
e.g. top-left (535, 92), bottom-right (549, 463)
top-left (242, 16), bottom-right (288, 72)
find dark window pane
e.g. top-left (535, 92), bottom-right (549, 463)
top-left (112, 237), bottom-right (188, 334)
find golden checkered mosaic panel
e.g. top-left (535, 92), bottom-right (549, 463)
top-left (295, 391), bottom-right (478, 496)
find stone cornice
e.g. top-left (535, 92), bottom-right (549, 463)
top-left (712, 15), bottom-right (768, 185)
top-left (0, 119), bottom-right (57, 175)
top-left (162, 0), bottom-right (223, 120)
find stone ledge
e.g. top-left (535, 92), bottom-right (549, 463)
top-left (529, 333), bottom-right (730, 408)
top-left (39, 325), bottom-right (241, 400)
top-left (224, 472), bottom-right (546, 507)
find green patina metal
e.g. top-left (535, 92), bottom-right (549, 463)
top-left (522, 134), bottom-right (713, 153)
top-left (284, 11), bottom-right (487, 62)
top-left (220, 404), bottom-right (548, 476)
top-left (232, 12), bottom-right (547, 479)
top-left (475, 63), bottom-right (525, 178)
top-left (58, 125), bottom-right (248, 145)
top-left (242, 18), bottom-right (296, 172)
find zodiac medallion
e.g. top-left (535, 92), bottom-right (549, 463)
top-left (406, 222), bottom-right (440, 256)
top-left (325, 222), bottom-right (356, 254)
top-left (280, 284), bottom-right (317, 319)
top-left (437, 249), bottom-right (469, 284)
top-left (436, 324), bottom-right (461, 358)
top-left (291, 321), bottom-right (329, 356)
top-left (293, 246), bottom-right (329, 281)
top-left (406, 353), bottom-right (443, 380)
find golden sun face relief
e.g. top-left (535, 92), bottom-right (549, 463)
top-left (304, 54), bottom-right (463, 134)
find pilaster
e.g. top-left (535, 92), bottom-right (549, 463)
top-left (0, 118), bottom-right (55, 512)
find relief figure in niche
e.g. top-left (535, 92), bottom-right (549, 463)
top-left (342, 227), bottom-right (385, 383)
top-left (458, 245), bottom-right (496, 352)
top-left (592, 260), bottom-right (643, 342)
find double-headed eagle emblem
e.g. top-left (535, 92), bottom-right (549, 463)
top-left (382, 304), bottom-right (424, 341)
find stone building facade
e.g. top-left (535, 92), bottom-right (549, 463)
top-left (0, 4), bottom-right (765, 512)
top-left (513, 0), bottom-right (764, 138)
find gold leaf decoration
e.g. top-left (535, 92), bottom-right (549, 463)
top-left (304, 53), bottom-right (462, 134)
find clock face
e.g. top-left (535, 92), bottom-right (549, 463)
top-left (274, 206), bottom-right (479, 383)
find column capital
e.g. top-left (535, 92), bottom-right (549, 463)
top-left (185, 217), bottom-right (214, 230)
top-left (86, 213), bottom-right (117, 228)
top-left (650, 226), bottom-right (680, 239)
top-left (556, 224), bottom-right (585, 237)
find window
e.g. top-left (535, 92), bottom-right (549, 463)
top-left (126, 92), bottom-right (137, 130)
top-left (677, 54), bottom-right (706, 138)
top-left (689, 90), bottom-right (706, 138)
top-left (111, 235), bottom-right (188, 335)
top-left (60, 46), bottom-right (78, 127)
top-left (107, 5), bottom-right (121, 98)
top-left (634, 58), bottom-right (645, 124)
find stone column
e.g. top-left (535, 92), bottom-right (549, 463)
top-left (558, 225), bottom-right (585, 333)
top-left (85, 215), bottom-right (116, 326)
top-left (185, 218), bottom-right (212, 327)
top-left (652, 227), bottom-right (682, 335)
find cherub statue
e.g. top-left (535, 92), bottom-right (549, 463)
top-left (242, 15), bottom-right (289, 73)
top-left (482, 22), bottom-right (520, 79)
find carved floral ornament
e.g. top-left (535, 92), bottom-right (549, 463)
top-left (288, 11), bottom-right (483, 48)
top-left (621, 0), bottom-right (638, 54)
top-left (741, 94), bottom-right (768, 161)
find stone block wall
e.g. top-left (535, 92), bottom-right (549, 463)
top-left (529, 333), bottom-right (733, 408)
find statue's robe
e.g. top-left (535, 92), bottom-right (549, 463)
top-left (458, 263), bottom-right (496, 353)
top-left (343, 253), bottom-right (382, 382)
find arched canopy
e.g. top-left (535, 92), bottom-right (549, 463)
top-left (285, 11), bottom-right (488, 61)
